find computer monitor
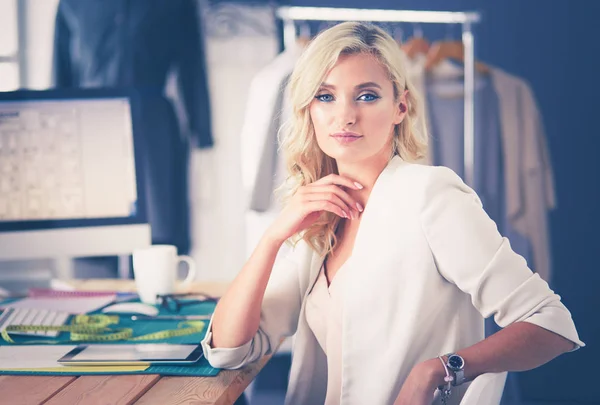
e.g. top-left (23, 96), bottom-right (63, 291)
top-left (0, 89), bottom-right (151, 282)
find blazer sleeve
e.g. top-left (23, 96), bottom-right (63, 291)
top-left (174, 0), bottom-right (213, 149)
top-left (201, 243), bottom-right (305, 369)
top-left (419, 166), bottom-right (585, 350)
top-left (52, 1), bottom-right (74, 87)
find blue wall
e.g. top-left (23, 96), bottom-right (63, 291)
top-left (288, 0), bottom-right (600, 402)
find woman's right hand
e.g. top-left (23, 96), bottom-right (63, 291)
top-left (266, 174), bottom-right (364, 243)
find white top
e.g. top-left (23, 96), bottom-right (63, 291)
top-left (305, 262), bottom-right (348, 405)
top-left (201, 156), bottom-right (585, 405)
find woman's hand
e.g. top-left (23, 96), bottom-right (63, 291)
top-left (393, 360), bottom-right (444, 405)
top-left (266, 174), bottom-right (363, 243)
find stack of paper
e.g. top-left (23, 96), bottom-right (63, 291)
top-left (0, 346), bottom-right (148, 373)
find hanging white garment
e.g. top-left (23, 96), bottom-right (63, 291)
top-left (240, 45), bottom-right (302, 206)
top-left (490, 68), bottom-right (557, 284)
top-left (189, 2), bottom-right (279, 282)
top-left (240, 45), bottom-right (302, 259)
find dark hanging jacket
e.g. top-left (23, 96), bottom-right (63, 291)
top-left (53, 0), bottom-right (214, 253)
top-left (53, 0), bottom-right (213, 148)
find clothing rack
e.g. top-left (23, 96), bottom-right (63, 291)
top-left (277, 6), bottom-right (481, 187)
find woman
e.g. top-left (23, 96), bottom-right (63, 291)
top-left (201, 22), bottom-right (584, 405)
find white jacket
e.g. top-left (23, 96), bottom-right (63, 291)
top-left (202, 156), bottom-right (584, 405)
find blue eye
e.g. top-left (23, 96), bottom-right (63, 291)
top-left (315, 94), bottom-right (334, 102)
top-left (358, 93), bottom-right (380, 102)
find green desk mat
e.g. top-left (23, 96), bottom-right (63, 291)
top-left (0, 299), bottom-right (221, 377)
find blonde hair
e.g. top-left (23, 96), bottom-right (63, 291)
top-left (276, 21), bottom-right (429, 258)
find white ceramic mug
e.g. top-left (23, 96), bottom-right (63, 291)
top-left (132, 245), bottom-right (196, 304)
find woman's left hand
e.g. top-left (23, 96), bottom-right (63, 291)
top-left (393, 359), bottom-right (442, 405)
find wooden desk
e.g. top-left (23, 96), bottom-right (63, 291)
top-left (0, 279), bottom-right (272, 405)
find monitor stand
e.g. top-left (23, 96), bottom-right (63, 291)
top-left (0, 255), bottom-right (133, 296)
top-left (55, 256), bottom-right (132, 280)
top-left (0, 258), bottom-right (55, 295)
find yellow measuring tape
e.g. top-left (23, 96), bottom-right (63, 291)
top-left (1, 314), bottom-right (205, 344)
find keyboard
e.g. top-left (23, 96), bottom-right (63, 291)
top-left (0, 308), bottom-right (70, 337)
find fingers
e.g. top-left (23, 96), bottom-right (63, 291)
top-left (303, 185), bottom-right (362, 218)
top-left (310, 173), bottom-right (363, 190)
top-left (305, 192), bottom-right (353, 219)
top-left (295, 174), bottom-right (364, 220)
top-left (304, 200), bottom-right (348, 219)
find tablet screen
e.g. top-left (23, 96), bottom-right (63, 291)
top-left (69, 344), bottom-right (199, 362)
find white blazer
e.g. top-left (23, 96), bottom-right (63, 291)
top-left (202, 156), bottom-right (584, 405)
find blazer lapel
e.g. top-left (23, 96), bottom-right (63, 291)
top-left (350, 156), bottom-right (406, 265)
top-left (305, 157), bottom-right (405, 298)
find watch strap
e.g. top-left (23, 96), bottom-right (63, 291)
top-left (453, 368), bottom-right (466, 386)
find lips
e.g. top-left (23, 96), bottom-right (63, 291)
top-left (331, 132), bottom-right (363, 140)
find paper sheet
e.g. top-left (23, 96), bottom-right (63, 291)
top-left (6, 366), bottom-right (148, 372)
top-left (0, 345), bottom-right (148, 372)
top-left (0, 295), bottom-right (116, 314)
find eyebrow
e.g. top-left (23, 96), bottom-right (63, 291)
top-left (319, 82), bottom-right (382, 90)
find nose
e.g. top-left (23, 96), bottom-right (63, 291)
top-left (335, 98), bottom-right (357, 128)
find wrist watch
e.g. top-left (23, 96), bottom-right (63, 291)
top-left (444, 353), bottom-right (466, 386)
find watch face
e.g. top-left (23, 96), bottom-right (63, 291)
top-left (448, 355), bottom-right (464, 370)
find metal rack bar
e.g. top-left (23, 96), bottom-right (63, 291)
top-left (277, 7), bottom-right (480, 24)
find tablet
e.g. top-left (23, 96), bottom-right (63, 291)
top-left (58, 343), bottom-right (204, 366)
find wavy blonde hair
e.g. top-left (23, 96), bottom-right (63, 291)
top-left (276, 22), bottom-right (429, 258)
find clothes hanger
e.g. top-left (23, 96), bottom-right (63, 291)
top-left (400, 23), bottom-right (430, 59)
top-left (424, 40), bottom-right (491, 75)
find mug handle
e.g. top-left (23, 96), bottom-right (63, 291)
top-left (177, 255), bottom-right (197, 286)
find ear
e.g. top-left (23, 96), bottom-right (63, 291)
top-left (393, 89), bottom-right (409, 125)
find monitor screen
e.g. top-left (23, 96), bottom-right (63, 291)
top-left (0, 90), bottom-right (150, 271)
top-left (0, 97), bottom-right (137, 222)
